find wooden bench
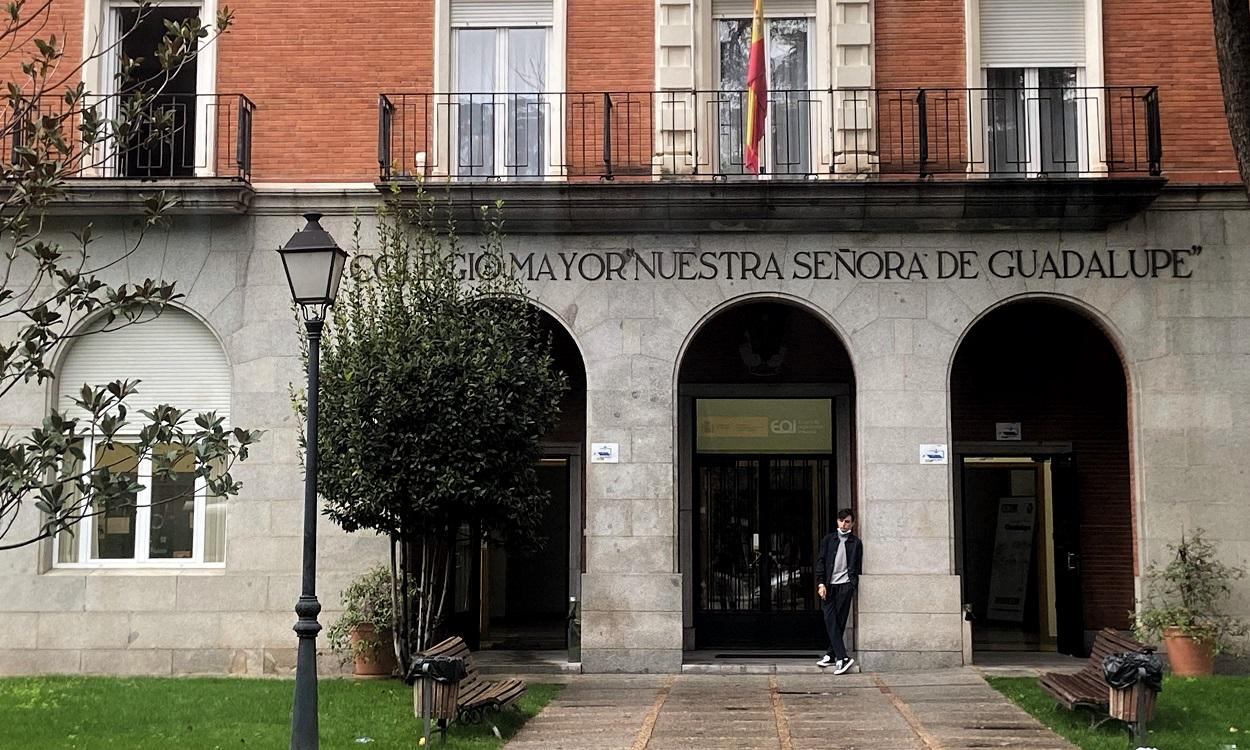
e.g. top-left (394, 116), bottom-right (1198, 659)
top-left (419, 636), bottom-right (527, 724)
top-left (1039, 627), bottom-right (1150, 728)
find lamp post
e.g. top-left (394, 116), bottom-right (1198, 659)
top-left (277, 213), bottom-right (347, 750)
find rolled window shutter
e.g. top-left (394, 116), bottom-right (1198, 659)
top-left (58, 308), bottom-right (232, 427)
top-left (979, 0), bottom-right (1085, 68)
top-left (450, 0), bottom-right (553, 26)
top-left (711, 0), bottom-right (816, 17)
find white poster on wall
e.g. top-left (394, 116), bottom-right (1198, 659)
top-left (986, 496), bottom-right (1037, 622)
top-left (919, 444), bottom-right (949, 464)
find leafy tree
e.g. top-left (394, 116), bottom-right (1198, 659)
top-left (0, 2), bottom-right (261, 551)
top-left (1212, 0), bottom-right (1250, 194)
top-left (304, 189), bottom-right (566, 667)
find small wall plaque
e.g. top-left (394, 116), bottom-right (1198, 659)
top-left (996, 422), bottom-right (1022, 441)
top-left (590, 443), bottom-right (619, 463)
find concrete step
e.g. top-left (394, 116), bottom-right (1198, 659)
top-left (681, 660), bottom-right (863, 675)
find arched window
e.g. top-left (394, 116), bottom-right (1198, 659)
top-left (53, 308), bottom-right (231, 567)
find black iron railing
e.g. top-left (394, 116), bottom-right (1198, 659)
top-left (4, 93), bottom-right (255, 181)
top-left (379, 87), bottom-right (1161, 182)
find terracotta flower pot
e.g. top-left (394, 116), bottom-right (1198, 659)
top-left (1162, 626), bottom-right (1214, 676)
top-left (350, 624), bottom-right (397, 677)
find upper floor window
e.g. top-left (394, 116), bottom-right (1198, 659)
top-left (977, 0), bottom-right (1091, 174)
top-left (712, 0), bottom-right (816, 175)
top-left (90, 2), bottom-right (217, 177)
top-left (52, 308), bottom-right (232, 568)
top-left (451, 0), bottom-right (553, 179)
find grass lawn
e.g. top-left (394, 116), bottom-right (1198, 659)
top-left (988, 675), bottom-right (1250, 750)
top-left (0, 676), bottom-right (560, 749)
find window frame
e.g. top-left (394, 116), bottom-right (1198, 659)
top-left (964, 0), bottom-right (1105, 175)
top-left (81, 0), bottom-right (219, 178)
top-left (715, 13), bottom-right (820, 177)
top-left (982, 66), bottom-right (1090, 176)
top-left (52, 436), bottom-right (225, 569)
top-left (450, 25), bottom-right (553, 178)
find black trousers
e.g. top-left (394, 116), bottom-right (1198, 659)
top-left (821, 582), bottom-right (855, 660)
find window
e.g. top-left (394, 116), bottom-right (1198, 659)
top-left (454, 26), bottom-right (548, 178)
top-left (89, 0), bottom-right (216, 177)
top-left (52, 308), bottom-right (231, 568)
top-left (715, 16), bottom-right (813, 175)
top-left (55, 442), bottom-right (226, 565)
top-left (976, 0), bottom-right (1093, 174)
top-left (985, 68), bottom-right (1080, 174)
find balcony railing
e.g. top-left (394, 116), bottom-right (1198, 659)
top-left (4, 93), bottom-right (255, 181)
top-left (378, 87), bottom-right (1161, 182)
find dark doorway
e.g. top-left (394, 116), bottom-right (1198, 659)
top-left (951, 301), bottom-right (1132, 658)
top-left (117, 6), bottom-right (199, 177)
top-left (679, 301), bottom-right (855, 650)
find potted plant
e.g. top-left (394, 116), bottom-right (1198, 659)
top-left (327, 564), bottom-right (398, 677)
top-left (1133, 529), bottom-right (1247, 676)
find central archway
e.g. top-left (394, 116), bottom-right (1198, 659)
top-left (677, 298), bottom-right (856, 650)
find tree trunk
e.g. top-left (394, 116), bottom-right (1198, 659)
top-left (1212, 0), bottom-right (1250, 193)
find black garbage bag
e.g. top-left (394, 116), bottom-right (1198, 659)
top-left (404, 655), bottom-right (467, 686)
top-left (1102, 651), bottom-right (1164, 692)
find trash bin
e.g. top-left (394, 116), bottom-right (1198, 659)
top-left (405, 655), bottom-right (466, 723)
top-left (567, 596), bottom-right (581, 663)
top-left (1102, 651), bottom-right (1163, 724)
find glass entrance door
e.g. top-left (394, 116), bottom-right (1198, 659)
top-left (695, 454), bottom-right (832, 647)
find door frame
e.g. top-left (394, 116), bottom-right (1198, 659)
top-left (678, 383), bottom-right (852, 650)
top-left (952, 441), bottom-right (1086, 656)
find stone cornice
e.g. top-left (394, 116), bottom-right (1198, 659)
top-left (378, 177), bottom-right (1169, 233)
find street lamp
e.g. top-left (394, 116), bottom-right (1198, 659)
top-left (277, 213), bottom-right (347, 750)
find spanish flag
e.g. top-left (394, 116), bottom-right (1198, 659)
top-left (743, 0), bottom-right (767, 173)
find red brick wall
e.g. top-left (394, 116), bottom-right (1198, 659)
top-left (565, 0), bottom-right (654, 178)
top-left (1103, 0), bottom-right (1239, 182)
top-left (216, 0), bottom-right (434, 181)
top-left (875, 0), bottom-right (966, 89)
top-left (951, 301), bottom-right (1134, 632)
top-left (874, 0), bottom-right (967, 174)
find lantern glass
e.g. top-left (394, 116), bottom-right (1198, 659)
top-left (279, 248), bottom-right (340, 304)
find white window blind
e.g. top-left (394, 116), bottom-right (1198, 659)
top-left (58, 307), bottom-right (232, 425)
top-left (711, 0), bottom-right (815, 17)
top-left (979, 0), bottom-right (1085, 68)
top-left (450, 0), bottom-right (552, 26)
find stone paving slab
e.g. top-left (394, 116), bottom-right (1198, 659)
top-left (503, 668), bottom-right (1077, 750)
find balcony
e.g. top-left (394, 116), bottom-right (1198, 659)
top-left (5, 93), bottom-right (256, 214)
top-left (377, 87), bottom-right (1166, 232)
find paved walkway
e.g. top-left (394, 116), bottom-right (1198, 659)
top-left (504, 669), bottom-right (1075, 750)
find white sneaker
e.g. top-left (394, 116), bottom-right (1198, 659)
top-left (834, 657), bottom-right (855, 675)
top-left (816, 654), bottom-right (834, 668)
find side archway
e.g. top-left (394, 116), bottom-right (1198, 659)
top-left (949, 298), bottom-right (1133, 658)
top-left (454, 305), bottom-right (588, 651)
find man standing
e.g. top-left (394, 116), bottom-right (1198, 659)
top-left (815, 508), bottom-right (862, 674)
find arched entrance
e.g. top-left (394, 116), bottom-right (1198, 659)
top-left (950, 299), bottom-right (1133, 658)
top-left (678, 299), bottom-right (856, 650)
top-left (454, 307), bottom-right (587, 651)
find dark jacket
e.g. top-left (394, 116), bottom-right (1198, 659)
top-left (815, 531), bottom-right (863, 589)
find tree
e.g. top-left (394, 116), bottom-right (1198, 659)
top-left (305, 189), bottom-right (567, 668)
top-left (0, 1), bottom-right (261, 551)
top-left (1212, 0), bottom-right (1250, 193)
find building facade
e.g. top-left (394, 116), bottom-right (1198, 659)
top-left (2, 0), bottom-right (1249, 675)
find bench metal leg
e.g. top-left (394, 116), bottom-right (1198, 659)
top-left (1089, 715), bottom-right (1115, 730)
